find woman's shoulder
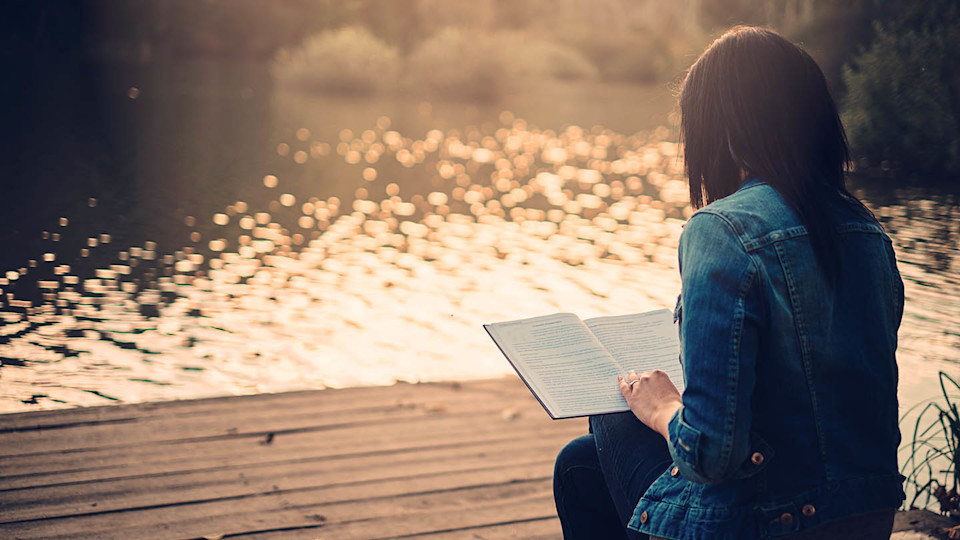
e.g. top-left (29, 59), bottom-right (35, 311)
top-left (688, 180), bottom-right (888, 255)
top-left (687, 181), bottom-right (799, 248)
top-left (700, 179), bottom-right (791, 219)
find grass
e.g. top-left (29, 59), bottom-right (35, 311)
top-left (901, 371), bottom-right (960, 516)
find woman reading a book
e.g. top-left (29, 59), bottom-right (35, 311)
top-left (553, 26), bottom-right (904, 540)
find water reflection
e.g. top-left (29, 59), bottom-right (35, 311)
top-left (0, 114), bottom-right (688, 410)
top-left (0, 107), bottom-right (956, 415)
top-left (853, 183), bottom-right (960, 406)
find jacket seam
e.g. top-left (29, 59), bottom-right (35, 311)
top-left (689, 211), bottom-right (759, 480)
top-left (773, 240), bottom-right (830, 480)
top-left (639, 472), bottom-right (903, 513)
top-left (741, 226), bottom-right (807, 252)
top-left (718, 258), bottom-right (758, 478)
top-left (691, 210), bottom-right (750, 252)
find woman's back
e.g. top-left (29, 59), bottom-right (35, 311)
top-left (632, 179), bottom-right (905, 539)
top-left (553, 25), bottom-right (905, 540)
top-left (665, 177), bottom-right (904, 533)
top-left (736, 183), bottom-right (903, 490)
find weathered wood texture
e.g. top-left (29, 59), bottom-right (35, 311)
top-left (0, 377), bottom-right (585, 540)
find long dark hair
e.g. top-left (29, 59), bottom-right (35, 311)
top-left (679, 26), bottom-right (856, 283)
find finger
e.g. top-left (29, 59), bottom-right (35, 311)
top-left (618, 376), bottom-right (629, 396)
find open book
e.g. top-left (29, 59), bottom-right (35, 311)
top-left (484, 309), bottom-right (683, 419)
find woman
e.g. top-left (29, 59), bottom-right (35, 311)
top-left (553, 26), bottom-right (904, 540)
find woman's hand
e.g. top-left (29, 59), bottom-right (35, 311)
top-left (619, 369), bottom-right (683, 441)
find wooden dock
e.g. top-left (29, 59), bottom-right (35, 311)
top-left (0, 377), bottom-right (585, 540)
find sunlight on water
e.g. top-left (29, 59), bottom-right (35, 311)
top-left (0, 114), bottom-right (956, 419)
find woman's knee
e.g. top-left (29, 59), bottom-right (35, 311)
top-left (590, 411), bottom-right (644, 436)
top-left (554, 434), bottom-right (598, 477)
top-left (554, 434), bottom-right (604, 511)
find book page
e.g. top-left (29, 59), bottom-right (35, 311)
top-left (484, 313), bottom-right (630, 418)
top-left (584, 309), bottom-right (684, 393)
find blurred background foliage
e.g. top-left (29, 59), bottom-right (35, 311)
top-left (841, 0), bottom-right (960, 177)
top-left (2, 0), bottom-right (956, 179)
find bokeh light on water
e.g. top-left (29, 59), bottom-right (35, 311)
top-left (0, 101), bottom-right (956, 414)
top-left (0, 114), bottom-right (694, 411)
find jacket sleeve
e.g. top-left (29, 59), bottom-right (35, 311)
top-left (668, 211), bottom-right (768, 485)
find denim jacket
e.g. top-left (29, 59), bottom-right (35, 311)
top-left (632, 178), bottom-right (905, 539)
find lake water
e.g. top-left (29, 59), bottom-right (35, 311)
top-left (1, 61), bottom-right (956, 426)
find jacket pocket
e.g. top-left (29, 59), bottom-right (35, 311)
top-left (729, 431), bottom-right (776, 480)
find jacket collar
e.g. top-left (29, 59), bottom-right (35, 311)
top-left (738, 176), bottom-right (766, 190)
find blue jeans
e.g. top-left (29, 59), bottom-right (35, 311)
top-left (553, 412), bottom-right (672, 540)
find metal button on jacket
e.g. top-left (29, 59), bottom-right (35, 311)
top-left (640, 511), bottom-right (649, 524)
top-left (779, 513), bottom-right (794, 526)
top-left (802, 504), bottom-right (816, 517)
top-left (670, 466), bottom-right (680, 477)
top-left (751, 451), bottom-right (765, 466)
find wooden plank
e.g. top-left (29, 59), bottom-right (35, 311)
top-left (265, 493), bottom-right (559, 540)
top-left (404, 518), bottom-right (561, 540)
top-left (0, 378), bottom-right (533, 432)
top-left (0, 385), bottom-right (538, 456)
top-left (1, 419), bottom-right (581, 492)
top-left (1, 417), bottom-right (581, 489)
top-left (0, 381), bottom-right (575, 472)
top-left (17, 479), bottom-right (556, 540)
top-left (0, 378), bottom-right (582, 540)
top-left (0, 382), bottom-right (463, 429)
top-left (2, 435), bottom-right (573, 522)
top-left (0, 401), bottom-right (561, 466)
top-left (0, 461), bottom-right (557, 539)
top-left (247, 517), bottom-right (562, 540)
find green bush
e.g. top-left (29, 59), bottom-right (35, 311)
top-left (841, 0), bottom-right (960, 177)
top-left (405, 28), bottom-right (505, 101)
top-left (497, 31), bottom-right (598, 82)
top-left (272, 26), bottom-right (400, 95)
top-left (568, 31), bottom-right (673, 83)
top-left (406, 28), bottom-right (597, 101)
